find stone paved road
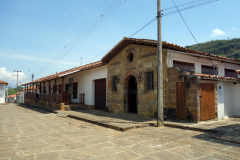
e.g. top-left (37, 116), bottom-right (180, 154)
top-left (1, 104), bottom-right (240, 160)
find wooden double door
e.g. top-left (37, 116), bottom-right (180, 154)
top-left (176, 82), bottom-right (215, 121)
top-left (95, 78), bottom-right (106, 111)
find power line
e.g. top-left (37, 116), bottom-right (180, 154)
top-left (29, 0), bottom-right (218, 78)
top-left (35, 0), bottom-right (215, 77)
top-left (129, 17), bottom-right (157, 38)
top-left (18, 0), bottom-right (86, 70)
top-left (25, 0), bottom-right (112, 72)
top-left (33, 0), bottom-right (123, 76)
top-left (162, 0), bottom-right (218, 16)
top-left (34, 0), bottom-right (126, 77)
top-left (163, 0), bottom-right (212, 11)
top-left (172, 0), bottom-right (198, 44)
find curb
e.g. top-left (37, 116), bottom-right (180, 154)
top-left (18, 104), bottom-right (240, 144)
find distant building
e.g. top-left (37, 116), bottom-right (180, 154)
top-left (17, 86), bottom-right (36, 103)
top-left (0, 80), bottom-right (8, 104)
top-left (8, 93), bottom-right (19, 103)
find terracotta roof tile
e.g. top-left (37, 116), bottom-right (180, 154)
top-left (22, 61), bottom-right (106, 85)
top-left (0, 80), bottom-right (8, 85)
top-left (19, 86), bottom-right (37, 91)
top-left (8, 93), bottom-right (20, 98)
top-left (101, 37), bottom-right (240, 64)
top-left (195, 73), bottom-right (240, 82)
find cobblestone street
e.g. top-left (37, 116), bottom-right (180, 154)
top-left (1, 104), bottom-right (240, 160)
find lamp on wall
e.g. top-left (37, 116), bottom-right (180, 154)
top-left (137, 73), bottom-right (142, 81)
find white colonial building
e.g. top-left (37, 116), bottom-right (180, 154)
top-left (0, 80), bottom-right (8, 104)
top-left (22, 38), bottom-right (240, 122)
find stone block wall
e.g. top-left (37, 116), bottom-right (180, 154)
top-left (167, 67), bottom-right (201, 122)
top-left (107, 44), bottom-right (168, 118)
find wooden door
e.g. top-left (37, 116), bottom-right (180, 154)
top-left (176, 82), bottom-right (186, 120)
top-left (200, 83), bottom-right (215, 121)
top-left (95, 78), bottom-right (106, 111)
top-left (128, 76), bottom-right (137, 113)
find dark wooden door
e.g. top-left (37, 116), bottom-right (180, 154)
top-left (128, 76), bottom-right (137, 113)
top-left (200, 83), bottom-right (215, 121)
top-left (95, 78), bottom-right (106, 111)
top-left (176, 82), bottom-right (186, 120)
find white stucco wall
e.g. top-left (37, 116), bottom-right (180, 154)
top-left (40, 65), bottom-right (107, 106)
top-left (19, 91), bottom-right (25, 103)
top-left (234, 84), bottom-right (240, 116)
top-left (217, 82), bottom-right (225, 119)
top-left (166, 50), bottom-right (240, 119)
top-left (0, 84), bottom-right (6, 103)
top-left (9, 97), bottom-right (16, 103)
top-left (224, 82), bottom-right (236, 117)
top-left (166, 50), bottom-right (240, 76)
top-left (63, 65), bottom-right (107, 105)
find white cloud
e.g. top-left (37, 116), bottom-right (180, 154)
top-left (210, 28), bottom-right (226, 37)
top-left (0, 53), bottom-right (79, 66)
top-left (0, 67), bottom-right (27, 87)
top-left (231, 28), bottom-right (237, 31)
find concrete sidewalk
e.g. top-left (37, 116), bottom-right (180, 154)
top-left (20, 104), bottom-right (156, 132)
top-left (20, 104), bottom-right (240, 144)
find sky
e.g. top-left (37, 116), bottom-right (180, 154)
top-left (0, 0), bottom-right (239, 87)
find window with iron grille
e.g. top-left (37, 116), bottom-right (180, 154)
top-left (112, 77), bottom-right (118, 91)
top-left (173, 60), bottom-right (194, 72)
top-left (225, 69), bottom-right (237, 77)
top-left (146, 72), bottom-right (154, 90)
top-left (73, 82), bottom-right (78, 99)
top-left (202, 65), bottom-right (218, 75)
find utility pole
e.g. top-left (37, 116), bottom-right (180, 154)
top-left (31, 74), bottom-right (34, 81)
top-left (28, 70), bottom-right (34, 81)
top-left (14, 70), bottom-right (21, 92)
top-left (157, 0), bottom-right (164, 127)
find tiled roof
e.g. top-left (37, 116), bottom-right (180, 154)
top-left (101, 37), bottom-right (240, 64)
top-left (8, 93), bottom-right (20, 98)
top-left (195, 73), bottom-right (240, 82)
top-left (22, 61), bottom-right (106, 85)
top-left (0, 80), bottom-right (8, 85)
top-left (19, 86), bottom-right (37, 91)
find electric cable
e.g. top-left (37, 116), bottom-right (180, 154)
top-left (172, 0), bottom-right (199, 44)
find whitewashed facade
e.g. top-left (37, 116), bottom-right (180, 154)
top-left (166, 49), bottom-right (240, 119)
top-left (0, 83), bottom-right (7, 104)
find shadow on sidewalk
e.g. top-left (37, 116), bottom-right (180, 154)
top-left (16, 103), bottom-right (55, 115)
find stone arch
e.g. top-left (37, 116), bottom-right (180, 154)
top-left (121, 70), bottom-right (141, 113)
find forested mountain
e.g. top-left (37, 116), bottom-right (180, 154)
top-left (185, 38), bottom-right (240, 59)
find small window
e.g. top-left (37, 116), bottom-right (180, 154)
top-left (202, 65), bottom-right (218, 75)
top-left (65, 84), bottom-right (69, 92)
top-left (147, 72), bottom-right (154, 90)
top-left (112, 77), bottom-right (118, 91)
top-left (127, 53), bottom-right (134, 63)
top-left (173, 60), bottom-right (194, 72)
top-left (59, 85), bottom-right (62, 93)
top-left (225, 69), bottom-right (237, 77)
top-left (53, 85), bottom-right (56, 93)
top-left (73, 82), bottom-right (78, 99)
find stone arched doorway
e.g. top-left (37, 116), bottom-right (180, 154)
top-left (128, 76), bottom-right (137, 113)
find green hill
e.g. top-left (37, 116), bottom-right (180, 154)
top-left (185, 38), bottom-right (240, 59)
